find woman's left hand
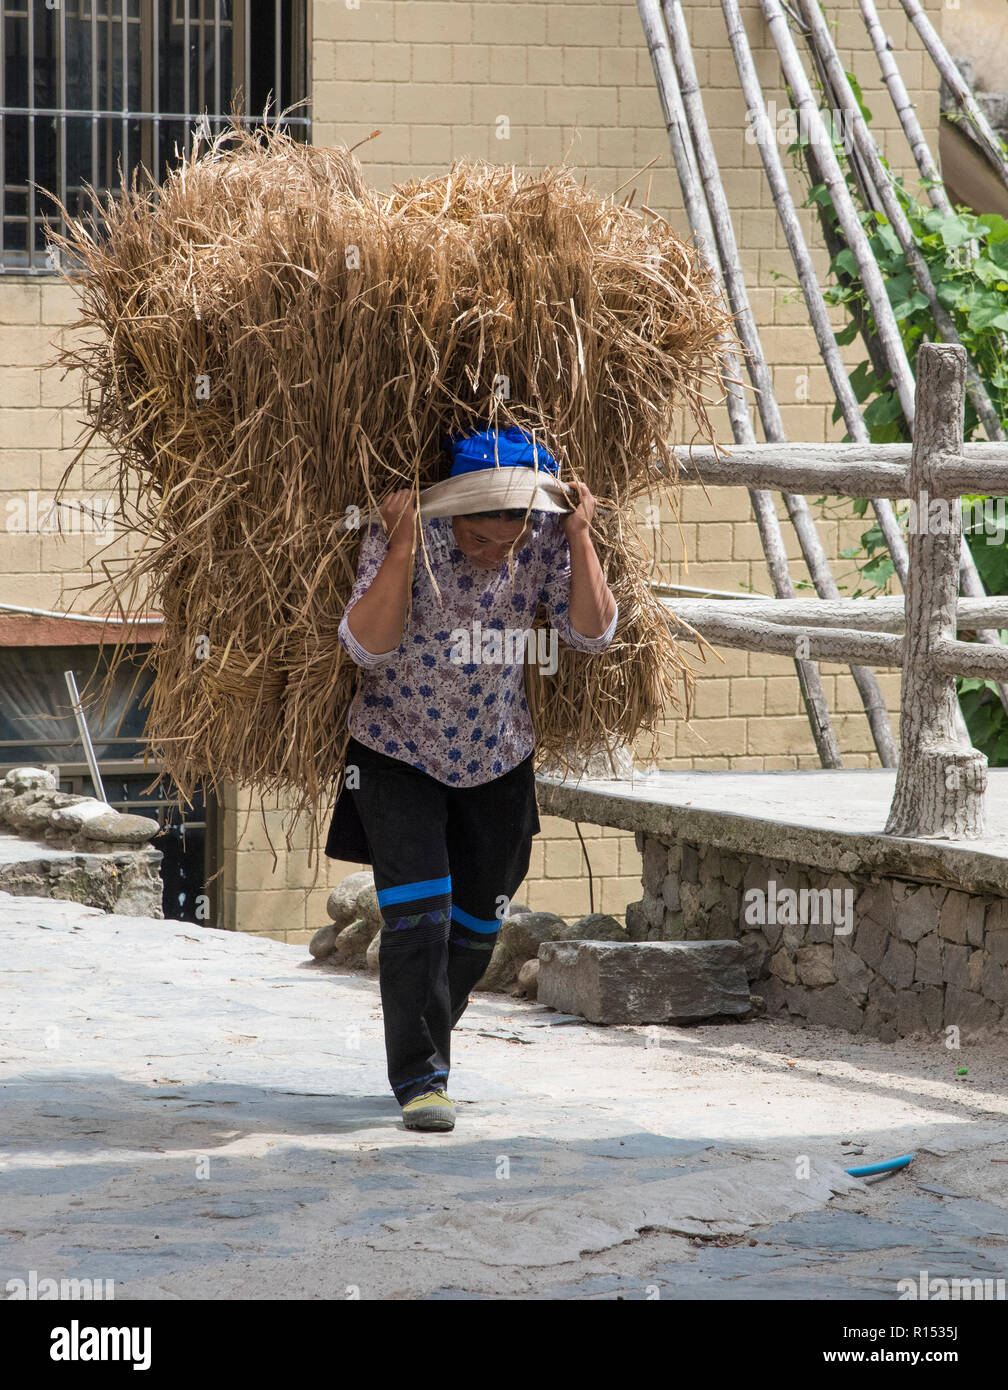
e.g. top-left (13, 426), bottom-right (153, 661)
top-left (562, 480), bottom-right (595, 538)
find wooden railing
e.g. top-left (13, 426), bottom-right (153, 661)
top-left (660, 344), bottom-right (1008, 841)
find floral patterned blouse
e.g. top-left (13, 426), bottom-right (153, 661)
top-left (338, 513), bottom-right (618, 785)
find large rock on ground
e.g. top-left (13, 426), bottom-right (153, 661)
top-left (517, 958), bottom-right (540, 999)
top-left (498, 910), bottom-right (568, 966)
top-left (332, 917), bottom-right (375, 968)
top-left (309, 922), bottom-right (339, 960)
top-left (82, 811), bottom-right (160, 845)
top-left (474, 936), bottom-right (519, 991)
top-left (4, 767), bottom-right (57, 792)
top-left (537, 939), bottom-right (751, 1024)
top-left (365, 929), bottom-right (382, 973)
top-left (565, 913), bottom-right (628, 943)
top-left (326, 871), bottom-right (380, 932)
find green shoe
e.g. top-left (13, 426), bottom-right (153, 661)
top-left (401, 1088), bottom-right (455, 1132)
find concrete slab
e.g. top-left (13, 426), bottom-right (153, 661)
top-left (1, 889), bottom-right (1007, 1299)
top-left (537, 768), bottom-right (1008, 896)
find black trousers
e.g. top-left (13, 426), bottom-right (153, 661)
top-left (341, 737), bottom-right (540, 1106)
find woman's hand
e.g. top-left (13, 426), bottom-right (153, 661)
top-left (380, 489), bottom-right (418, 557)
top-left (562, 480), bottom-right (596, 538)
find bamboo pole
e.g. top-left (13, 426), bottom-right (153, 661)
top-left (760, 0), bottom-right (1008, 718)
top-left (898, 0), bottom-right (1008, 195)
top-left (637, 0), bottom-right (842, 768)
top-left (661, 0), bottom-right (895, 766)
top-left (719, 0), bottom-right (909, 585)
top-left (800, 0), bottom-right (1005, 442)
top-left (858, 0), bottom-right (952, 215)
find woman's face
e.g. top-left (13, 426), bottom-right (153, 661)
top-left (452, 515), bottom-right (532, 569)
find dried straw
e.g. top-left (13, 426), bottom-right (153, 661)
top-left (47, 119), bottom-right (732, 876)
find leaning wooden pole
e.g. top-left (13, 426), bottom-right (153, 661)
top-left (858, 0), bottom-right (952, 215)
top-left (761, 0), bottom-right (1008, 720)
top-left (637, 0), bottom-right (842, 768)
top-left (663, 0), bottom-right (896, 766)
top-left (898, 0), bottom-right (1008, 195)
top-left (719, 0), bottom-right (909, 589)
top-left (800, 0), bottom-right (1006, 443)
top-left (885, 345), bottom-right (988, 839)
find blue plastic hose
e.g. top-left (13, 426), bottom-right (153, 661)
top-left (844, 1153), bottom-right (915, 1177)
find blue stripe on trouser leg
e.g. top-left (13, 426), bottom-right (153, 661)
top-left (443, 755), bottom-right (539, 1028)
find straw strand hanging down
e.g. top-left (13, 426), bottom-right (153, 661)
top-left (47, 118), bottom-right (733, 875)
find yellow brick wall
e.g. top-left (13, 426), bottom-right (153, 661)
top-left (1, 0), bottom-right (945, 940)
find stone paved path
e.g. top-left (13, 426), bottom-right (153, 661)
top-left (2, 890), bottom-right (1007, 1299)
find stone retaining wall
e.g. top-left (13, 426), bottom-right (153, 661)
top-left (627, 833), bottom-right (1008, 1039)
top-left (0, 767), bottom-right (163, 917)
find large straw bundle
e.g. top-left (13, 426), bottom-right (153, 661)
top-left (49, 120), bottom-right (732, 870)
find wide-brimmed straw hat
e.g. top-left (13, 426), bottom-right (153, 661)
top-left (417, 427), bottom-right (575, 517)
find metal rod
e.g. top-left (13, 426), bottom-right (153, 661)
top-left (64, 669), bottom-right (109, 804)
top-left (275, 0), bottom-right (282, 120)
top-left (27, 0), bottom-right (36, 266)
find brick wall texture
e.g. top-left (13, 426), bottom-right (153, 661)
top-left (2, 0), bottom-right (945, 941)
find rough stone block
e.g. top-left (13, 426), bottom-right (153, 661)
top-left (944, 985), bottom-right (1001, 1033)
top-left (833, 939), bottom-right (872, 1003)
top-left (985, 897), bottom-right (1008, 938)
top-left (987, 929), bottom-right (1008, 967)
top-left (803, 983), bottom-right (865, 1033)
top-left (895, 884), bottom-right (945, 943)
top-left (966, 896), bottom-right (985, 948)
top-left (894, 985), bottom-right (944, 1038)
top-left (536, 939), bottom-right (751, 1024)
top-left (499, 910), bottom-right (567, 964)
top-left (943, 943), bottom-right (970, 989)
top-left (854, 916), bottom-right (889, 971)
top-left (625, 899), bottom-right (648, 941)
top-left (661, 876), bottom-right (681, 912)
top-left (642, 836), bottom-right (668, 893)
top-left (680, 842), bottom-right (699, 883)
top-left (914, 932), bottom-right (943, 986)
top-left (769, 947), bottom-right (797, 985)
top-left (796, 943), bottom-right (835, 988)
top-left (981, 957), bottom-right (1008, 1007)
top-left (939, 891), bottom-right (970, 944)
top-left (878, 937), bottom-right (916, 990)
top-left (858, 880), bottom-right (895, 932)
top-left (738, 931), bottom-right (770, 981)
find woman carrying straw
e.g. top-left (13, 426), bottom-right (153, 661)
top-left (324, 427), bottom-right (618, 1132)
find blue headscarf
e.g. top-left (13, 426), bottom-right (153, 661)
top-left (442, 426), bottom-right (560, 477)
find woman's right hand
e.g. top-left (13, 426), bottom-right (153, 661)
top-left (380, 490), bottom-right (418, 557)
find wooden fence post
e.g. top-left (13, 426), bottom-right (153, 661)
top-left (885, 344), bottom-right (988, 838)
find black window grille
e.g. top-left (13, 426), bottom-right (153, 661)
top-left (0, 0), bottom-right (309, 273)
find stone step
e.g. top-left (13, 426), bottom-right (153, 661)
top-left (537, 939), bottom-right (752, 1024)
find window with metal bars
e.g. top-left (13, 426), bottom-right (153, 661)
top-left (0, 0), bottom-right (309, 273)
